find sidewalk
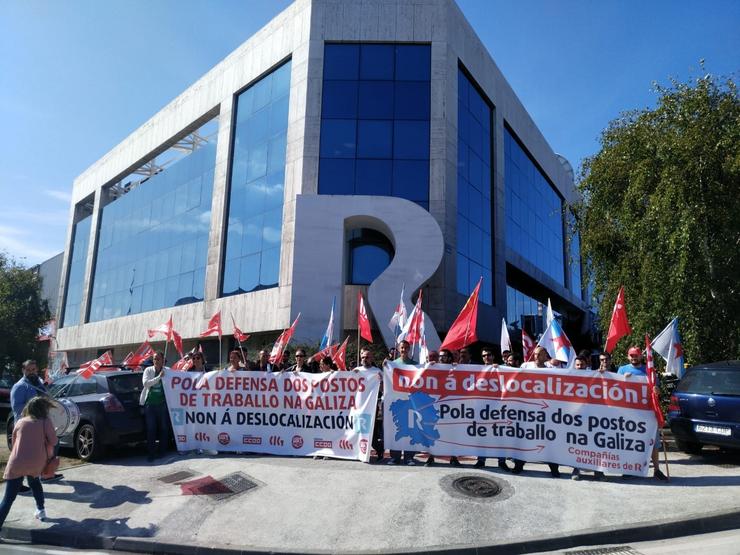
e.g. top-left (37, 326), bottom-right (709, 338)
top-left (1, 448), bottom-right (739, 554)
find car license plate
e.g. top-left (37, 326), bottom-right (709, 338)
top-left (695, 424), bottom-right (731, 436)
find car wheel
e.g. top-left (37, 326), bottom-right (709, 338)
top-left (74, 423), bottom-right (103, 461)
top-left (676, 439), bottom-right (703, 455)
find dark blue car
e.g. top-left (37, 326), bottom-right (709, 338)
top-left (668, 361), bottom-right (740, 454)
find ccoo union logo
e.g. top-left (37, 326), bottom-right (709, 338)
top-left (218, 432), bottom-right (231, 445)
top-left (292, 435), bottom-right (304, 449)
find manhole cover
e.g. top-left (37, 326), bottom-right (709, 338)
top-left (451, 476), bottom-right (501, 498)
top-left (220, 472), bottom-right (258, 495)
top-left (158, 470), bottom-right (197, 484)
top-left (178, 472), bottom-right (258, 501)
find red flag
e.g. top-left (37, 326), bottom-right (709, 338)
top-left (522, 328), bottom-right (535, 362)
top-left (332, 336), bottom-right (349, 370)
top-left (200, 311), bottom-right (222, 338)
top-left (172, 355), bottom-right (193, 371)
top-left (123, 341), bottom-right (155, 368)
top-left (440, 278), bottom-right (481, 351)
top-left (269, 313), bottom-right (301, 364)
top-left (310, 343), bottom-right (338, 363)
top-left (358, 292), bottom-right (373, 343)
top-left (605, 286), bottom-right (632, 353)
top-left (148, 316), bottom-right (173, 342)
top-left (645, 334), bottom-right (665, 428)
top-left (231, 315), bottom-right (249, 342)
top-left (79, 351), bottom-right (113, 379)
top-left (403, 291), bottom-right (425, 344)
top-left (172, 329), bottom-right (184, 357)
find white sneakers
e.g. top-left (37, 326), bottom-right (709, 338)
top-left (34, 509), bottom-right (47, 521)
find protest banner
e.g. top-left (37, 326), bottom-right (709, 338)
top-left (383, 363), bottom-right (659, 477)
top-left (163, 369), bottom-right (381, 462)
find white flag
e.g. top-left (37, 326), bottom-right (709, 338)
top-left (652, 317), bottom-right (685, 377)
top-left (500, 318), bottom-right (511, 354)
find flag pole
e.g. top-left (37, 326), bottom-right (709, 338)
top-left (660, 428), bottom-right (670, 480)
top-left (237, 336), bottom-right (246, 368)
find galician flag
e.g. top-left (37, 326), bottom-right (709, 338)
top-left (388, 283), bottom-right (408, 339)
top-left (652, 317), bottom-right (685, 378)
top-left (319, 297), bottom-right (336, 350)
top-left (537, 319), bottom-right (577, 366)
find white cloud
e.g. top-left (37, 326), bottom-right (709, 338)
top-left (44, 189), bottom-right (72, 203)
top-left (0, 224), bottom-right (62, 265)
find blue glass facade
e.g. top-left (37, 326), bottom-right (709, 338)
top-left (567, 210), bottom-right (582, 298)
top-left (457, 69), bottom-right (493, 304)
top-left (318, 44), bottom-right (430, 209)
top-left (62, 215), bottom-right (92, 327)
top-left (504, 128), bottom-right (565, 285)
top-left (506, 284), bottom-right (546, 336)
top-left (89, 142), bottom-right (216, 322)
top-left (222, 61), bottom-right (291, 296)
top-left (347, 228), bottom-right (393, 285)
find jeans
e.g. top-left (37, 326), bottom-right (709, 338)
top-left (145, 402), bottom-right (169, 458)
top-left (0, 476), bottom-right (44, 530)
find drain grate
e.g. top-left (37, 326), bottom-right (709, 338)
top-left (566, 547), bottom-right (642, 555)
top-left (179, 472), bottom-right (258, 501)
top-left (158, 470), bottom-right (197, 484)
top-left (451, 476), bottom-right (501, 498)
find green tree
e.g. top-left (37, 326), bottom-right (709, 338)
top-left (576, 69), bottom-right (740, 364)
top-left (0, 252), bottom-right (51, 376)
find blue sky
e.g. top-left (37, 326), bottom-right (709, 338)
top-left (1, 0), bottom-right (737, 266)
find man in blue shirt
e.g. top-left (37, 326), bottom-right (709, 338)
top-left (10, 359), bottom-right (64, 483)
top-left (618, 347), bottom-right (668, 481)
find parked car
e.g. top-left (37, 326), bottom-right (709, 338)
top-left (0, 376), bottom-right (12, 414)
top-left (5, 368), bottom-right (148, 461)
top-left (668, 361), bottom-right (740, 454)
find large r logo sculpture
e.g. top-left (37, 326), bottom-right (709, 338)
top-left (291, 194), bottom-right (444, 350)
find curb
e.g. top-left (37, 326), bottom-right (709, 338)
top-left (3, 506), bottom-right (740, 554)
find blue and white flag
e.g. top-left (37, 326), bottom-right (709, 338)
top-left (319, 297), bottom-right (336, 350)
top-left (388, 283), bottom-right (408, 339)
top-left (652, 317), bottom-right (685, 378)
top-left (538, 319), bottom-right (577, 367)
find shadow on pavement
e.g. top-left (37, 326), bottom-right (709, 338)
top-left (41, 480), bottom-right (151, 508)
top-left (41, 516), bottom-right (157, 538)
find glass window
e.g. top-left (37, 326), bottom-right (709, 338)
top-left (395, 45), bottom-right (430, 81)
top-left (394, 82), bottom-right (430, 120)
top-left (357, 120), bottom-right (393, 158)
top-left (319, 43), bottom-right (430, 207)
top-left (347, 228), bottom-right (394, 285)
top-left (62, 215), bottom-right (91, 327)
top-left (456, 68), bottom-right (493, 304)
top-left (360, 44), bottom-right (394, 80)
top-left (319, 159), bottom-right (355, 194)
top-left (319, 119), bottom-right (356, 158)
top-left (393, 121), bottom-right (429, 159)
top-left (356, 159), bottom-right (392, 196)
top-left (358, 82), bottom-right (394, 119)
top-left (324, 44), bottom-right (359, 80)
top-left (322, 81), bottom-right (358, 119)
top-left (88, 132), bottom-right (215, 323)
top-left (222, 60), bottom-right (291, 297)
top-left (504, 127), bottom-right (565, 285)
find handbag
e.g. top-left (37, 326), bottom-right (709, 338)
top-left (42, 418), bottom-right (60, 478)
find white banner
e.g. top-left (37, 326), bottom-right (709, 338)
top-left (163, 369), bottom-right (380, 462)
top-left (383, 363), bottom-right (659, 476)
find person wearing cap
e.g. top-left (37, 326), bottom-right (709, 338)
top-left (618, 346), bottom-right (667, 481)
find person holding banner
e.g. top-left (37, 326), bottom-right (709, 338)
top-left (388, 341), bottom-right (418, 465)
top-left (189, 352), bottom-right (207, 372)
top-left (354, 348), bottom-right (384, 462)
top-left (598, 352), bottom-right (615, 373)
top-left (287, 349), bottom-right (315, 373)
top-left (225, 350), bottom-right (244, 372)
top-left (140, 352), bottom-right (170, 462)
top-left (319, 357), bottom-right (336, 373)
top-left (255, 350), bottom-right (275, 372)
top-left (513, 347), bottom-right (560, 477)
top-left (618, 347), bottom-right (667, 481)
